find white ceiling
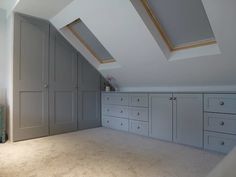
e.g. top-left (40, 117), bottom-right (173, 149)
top-left (14, 0), bottom-right (74, 19)
top-left (11, 0), bottom-right (236, 91)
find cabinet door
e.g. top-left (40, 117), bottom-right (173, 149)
top-left (78, 55), bottom-right (101, 129)
top-left (13, 14), bottom-right (49, 141)
top-left (49, 26), bottom-right (78, 135)
top-left (149, 94), bottom-right (173, 141)
top-left (173, 94), bottom-right (203, 148)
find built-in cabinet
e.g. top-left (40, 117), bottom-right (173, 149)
top-left (13, 13), bottom-right (101, 141)
top-left (149, 93), bottom-right (203, 148)
top-left (204, 94), bottom-right (236, 153)
top-left (102, 92), bottom-right (236, 153)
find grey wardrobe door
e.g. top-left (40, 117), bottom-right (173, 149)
top-left (13, 13), bottom-right (49, 141)
top-left (173, 94), bottom-right (203, 148)
top-left (49, 26), bottom-right (78, 135)
top-left (78, 56), bottom-right (101, 130)
top-left (149, 94), bottom-right (173, 141)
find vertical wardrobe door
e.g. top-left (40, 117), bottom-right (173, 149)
top-left (78, 56), bottom-right (101, 130)
top-left (173, 94), bottom-right (203, 148)
top-left (49, 26), bottom-right (78, 135)
top-left (13, 14), bottom-right (49, 141)
top-left (149, 94), bottom-right (173, 141)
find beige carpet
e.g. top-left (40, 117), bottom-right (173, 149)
top-left (0, 128), bottom-right (223, 177)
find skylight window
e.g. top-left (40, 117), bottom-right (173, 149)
top-left (67, 19), bottom-right (115, 63)
top-left (140, 0), bottom-right (216, 51)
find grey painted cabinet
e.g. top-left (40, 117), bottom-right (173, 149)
top-left (13, 14), bottom-right (50, 141)
top-left (149, 94), bottom-right (173, 141)
top-left (173, 94), bottom-right (203, 148)
top-left (49, 26), bottom-right (78, 135)
top-left (78, 56), bottom-right (101, 130)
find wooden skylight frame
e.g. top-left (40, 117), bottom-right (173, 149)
top-left (140, 0), bottom-right (217, 51)
top-left (67, 19), bottom-right (115, 64)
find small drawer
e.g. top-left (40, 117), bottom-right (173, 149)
top-left (204, 94), bottom-right (236, 114)
top-left (128, 107), bottom-right (148, 122)
top-left (102, 116), bottom-right (128, 132)
top-left (102, 105), bottom-right (128, 118)
top-left (204, 131), bottom-right (236, 153)
top-left (129, 120), bottom-right (148, 136)
top-left (102, 93), bottom-right (128, 106)
top-left (129, 94), bottom-right (148, 107)
top-left (204, 113), bottom-right (236, 134)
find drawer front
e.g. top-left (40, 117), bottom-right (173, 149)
top-left (204, 113), bottom-right (236, 134)
top-left (129, 120), bottom-right (148, 136)
top-left (102, 116), bottom-right (128, 131)
top-left (204, 131), bottom-right (236, 153)
top-left (129, 94), bottom-right (148, 107)
top-left (102, 105), bottom-right (129, 118)
top-left (128, 107), bottom-right (148, 122)
top-left (102, 93), bottom-right (128, 105)
top-left (204, 94), bottom-right (236, 114)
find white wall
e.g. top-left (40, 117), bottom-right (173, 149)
top-left (0, 9), bottom-right (7, 105)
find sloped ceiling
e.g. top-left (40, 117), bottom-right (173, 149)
top-left (14, 0), bottom-right (236, 91)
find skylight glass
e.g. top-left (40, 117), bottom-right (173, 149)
top-left (68, 19), bottom-right (115, 63)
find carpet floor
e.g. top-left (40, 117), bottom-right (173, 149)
top-left (0, 127), bottom-right (223, 177)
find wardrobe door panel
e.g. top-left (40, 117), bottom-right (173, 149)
top-left (49, 26), bottom-right (78, 135)
top-left (13, 13), bottom-right (49, 141)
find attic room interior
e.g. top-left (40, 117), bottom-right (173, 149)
top-left (0, 0), bottom-right (236, 177)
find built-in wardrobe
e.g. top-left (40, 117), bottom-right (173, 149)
top-left (13, 13), bottom-right (101, 141)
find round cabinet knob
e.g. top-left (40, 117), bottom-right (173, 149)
top-left (106, 97), bottom-right (109, 100)
top-left (44, 84), bottom-right (48, 88)
top-left (120, 110), bottom-right (123, 113)
top-left (120, 98), bottom-right (123, 101)
top-left (137, 98), bottom-right (140, 102)
top-left (220, 121), bottom-right (225, 126)
top-left (137, 112), bottom-right (140, 116)
top-left (107, 120), bottom-right (109, 123)
top-left (169, 97), bottom-right (173, 100)
top-left (137, 126), bottom-right (140, 129)
top-left (221, 141), bottom-right (225, 146)
top-left (219, 101), bottom-right (225, 106)
top-left (173, 97), bottom-right (177, 100)
top-left (120, 123), bottom-right (123, 126)
top-left (107, 109), bottom-right (110, 112)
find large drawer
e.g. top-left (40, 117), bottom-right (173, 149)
top-left (204, 113), bottom-right (236, 134)
top-left (204, 131), bottom-right (236, 153)
top-left (129, 120), bottom-right (148, 136)
top-left (204, 94), bottom-right (236, 114)
top-left (128, 107), bottom-right (148, 122)
top-left (129, 94), bottom-right (148, 107)
top-left (102, 93), bottom-right (128, 106)
top-left (102, 105), bottom-right (129, 118)
top-left (102, 116), bottom-right (128, 132)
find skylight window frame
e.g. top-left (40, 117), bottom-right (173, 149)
top-left (67, 19), bottom-right (115, 64)
top-left (140, 0), bottom-right (217, 51)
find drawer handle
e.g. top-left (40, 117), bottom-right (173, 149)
top-left (137, 112), bottom-right (140, 116)
top-left (220, 141), bottom-right (225, 146)
top-left (220, 121), bottom-right (225, 126)
top-left (120, 110), bottom-right (123, 113)
top-left (106, 97), bottom-right (110, 100)
top-left (219, 101), bottom-right (224, 106)
top-left (137, 126), bottom-right (140, 129)
top-left (137, 98), bottom-right (140, 102)
top-left (120, 123), bottom-right (123, 126)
